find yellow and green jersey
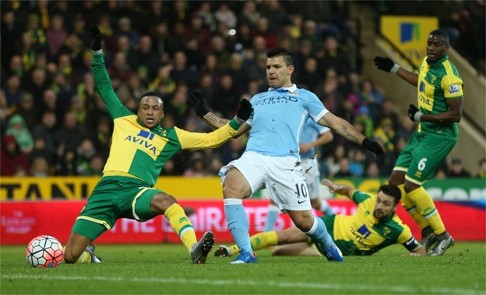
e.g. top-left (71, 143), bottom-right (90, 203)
top-left (323, 191), bottom-right (420, 256)
top-left (416, 55), bottom-right (463, 138)
top-left (92, 53), bottom-right (240, 187)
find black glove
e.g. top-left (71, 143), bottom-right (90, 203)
top-left (236, 99), bottom-right (253, 121)
top-left (408, 104), bottom-right (422, 122)
top-left (373, 56), bottom-right (399, 73)
top-left (188, 90), bottom-right (209, 117)
top-left (87, 25), bottom-right (102, 51)
top-left (362, 138), bottom-right (384, 158)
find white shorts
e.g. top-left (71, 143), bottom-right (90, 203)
top-left (301, 157), bottom-right (321, 200)
top-left (219, 151), bottom-right (312, 211)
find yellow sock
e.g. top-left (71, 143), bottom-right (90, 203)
top-left (228, 231), bottom-right (279, 256)
top-left (76, 251), bottom-right (92, 263)
top-left (229, 244), bottom-right (240, 255)
top-left (407, 187), bottom-right (446, 235)
top-left (63, 247), bottom-right (91, 264)
top-left (251, 231), bottom-right (278, 251)
top-left (399, 184), bottom-right (429, 229)
top-left (165, 203), bottom-right (196, 252)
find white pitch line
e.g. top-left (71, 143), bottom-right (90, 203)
top-left (1, 274), bottom-right (483, 295)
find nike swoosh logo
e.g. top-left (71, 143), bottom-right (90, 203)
top-left (297, 200), bottom-right (306, 204)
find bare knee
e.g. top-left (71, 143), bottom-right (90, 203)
top-left (64, 247), bottom-right (80, 264)
top-left (63, 233), bottom-right (92, 263)
top-left (222, 169), bottom-right (250, 199)
top-left (151, 193), bottom-right (177, 214)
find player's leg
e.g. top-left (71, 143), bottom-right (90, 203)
top-left (264, 199), bottom-right (280, 232)
top-left (221, 167), bottom-right (256, 263)
top-left (138, 190), bottom-right (214, 264)
top-left (311, 198), bottom-right (335, 216)
top-left (272, 243), bottom-right (318, 256)
top-left (220, 153), bottom-right (264, 264)
top-left (390, 136), bottom-right (430, 233)
top-left (64, 231), bottom-right (102, 264)
top-left (64, 185), bottom-right (114, 264)
top-left (404, 135), bottom-right (456, 255)
top-left (267, 158), bottom-right (342, 262)
top-left (215, 226), bottom-right (310, 257)
top-left (287, 210), bottom-right (342, 262)
top-left (306, 158), bottom-right (335, 216)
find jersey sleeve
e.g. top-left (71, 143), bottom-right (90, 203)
top-left (441, 75), bottom-right (464, 99)
top-left (306, 91), bottom-right (329, 122)
top-left (351, 190), bottom-right (371, 205)
top-left (176, 119), bottom-right (241, 150)
top-left (91, 53), bottom-right (132, 119)
top-left (399, 225), bottom-right (422, 252)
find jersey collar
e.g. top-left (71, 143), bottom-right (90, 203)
top-left (268, 84), bottom-right (297, 92)
top-left (136, 117), bottom-right (164, 135)
top-left (426, 54), bottom-right (448, 66)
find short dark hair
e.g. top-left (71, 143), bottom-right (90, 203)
top-left (139, 91), bottom-right (164, 106)
top-left (430, 29), bottom-right (450, 46)
top-left (378, 184), bottom-right (401, 205)
top-left (266, 48), bottom-right (293, 66)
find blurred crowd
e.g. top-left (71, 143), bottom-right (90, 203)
top-left (1, 0), bottom-right (483, 179)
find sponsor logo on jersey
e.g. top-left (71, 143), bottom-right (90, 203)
top-left (357, 224), bottom-right (371, 238)
top-left (254, 95), bottom-right (298, 106)
top-left (124, 130), bottom-right (157, 154)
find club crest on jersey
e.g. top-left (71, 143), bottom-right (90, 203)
top-left (124, 130), bottom-right (157, 154)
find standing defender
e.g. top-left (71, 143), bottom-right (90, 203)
top-left (373, 29), bottom-right (463, 256)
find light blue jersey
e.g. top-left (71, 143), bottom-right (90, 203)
top-left (246, 85), bottom-right (328, 158)
top-left (300, 119), bottom-right (331, 159)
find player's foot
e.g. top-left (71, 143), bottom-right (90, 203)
top-left (323, 242), bottom-right (344, 262)
top-left (191, 231), bottom-right (214, 264)
top-left (86, 244), bottom-right (102, 263)
top-left (214, 245), bottom-right (232, 257)
top-left (230, 251), bottom-right (257, 264)
top-left (421, 226), bottom-right (436, 251)
top-left (427, 232), bottom-right (454, 256)
top-left (421, 232), bottom-right (437, 251)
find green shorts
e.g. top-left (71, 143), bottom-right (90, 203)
top-left (72, 176), bottom-right (163, 240)
top-left (394, 132), bottom-right (456, 185)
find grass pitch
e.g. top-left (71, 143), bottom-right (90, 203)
top-left (1, 242), bottom-right (485, 294)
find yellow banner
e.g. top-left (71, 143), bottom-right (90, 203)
top-left (381, 16), bottom-right (438, 66)
top-left (0, 177), bottom-right (223, 201)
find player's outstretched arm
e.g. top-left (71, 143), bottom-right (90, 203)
top-left (321, 179), bottom-right (356, 200)
top-left (318, 112), bottom-right (384, 158)
top-left (373, 56), bottom-right (419, 87)
top-left (188, 90), bottom-right (251, 137)
top-left (87, 25), bottom-right (128, 118)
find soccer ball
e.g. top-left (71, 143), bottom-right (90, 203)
top-left (26, 235), bottom-right (64, 268)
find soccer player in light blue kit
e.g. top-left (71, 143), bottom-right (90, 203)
top-left (189, 48), bottom-right (384, 264)
top-left (264, 118), bottom-right (335, 232)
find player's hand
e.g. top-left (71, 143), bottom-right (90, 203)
top-left (408, 104), bottom-right (423, 122)
top-left (373, 56), bottom-right (399, 73)
top-left (321, 179), bottom-right (335, 191)
top-left (236, 99), bottom-right (253, 122)
top-left (87, 25), bottom-right (102, 51)
top-left (362, 138), bottom-right (384, 158)
top-left (188, 90), bottom-right (209, 118)
top-left (299, 143), bottom-right (312, 154)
